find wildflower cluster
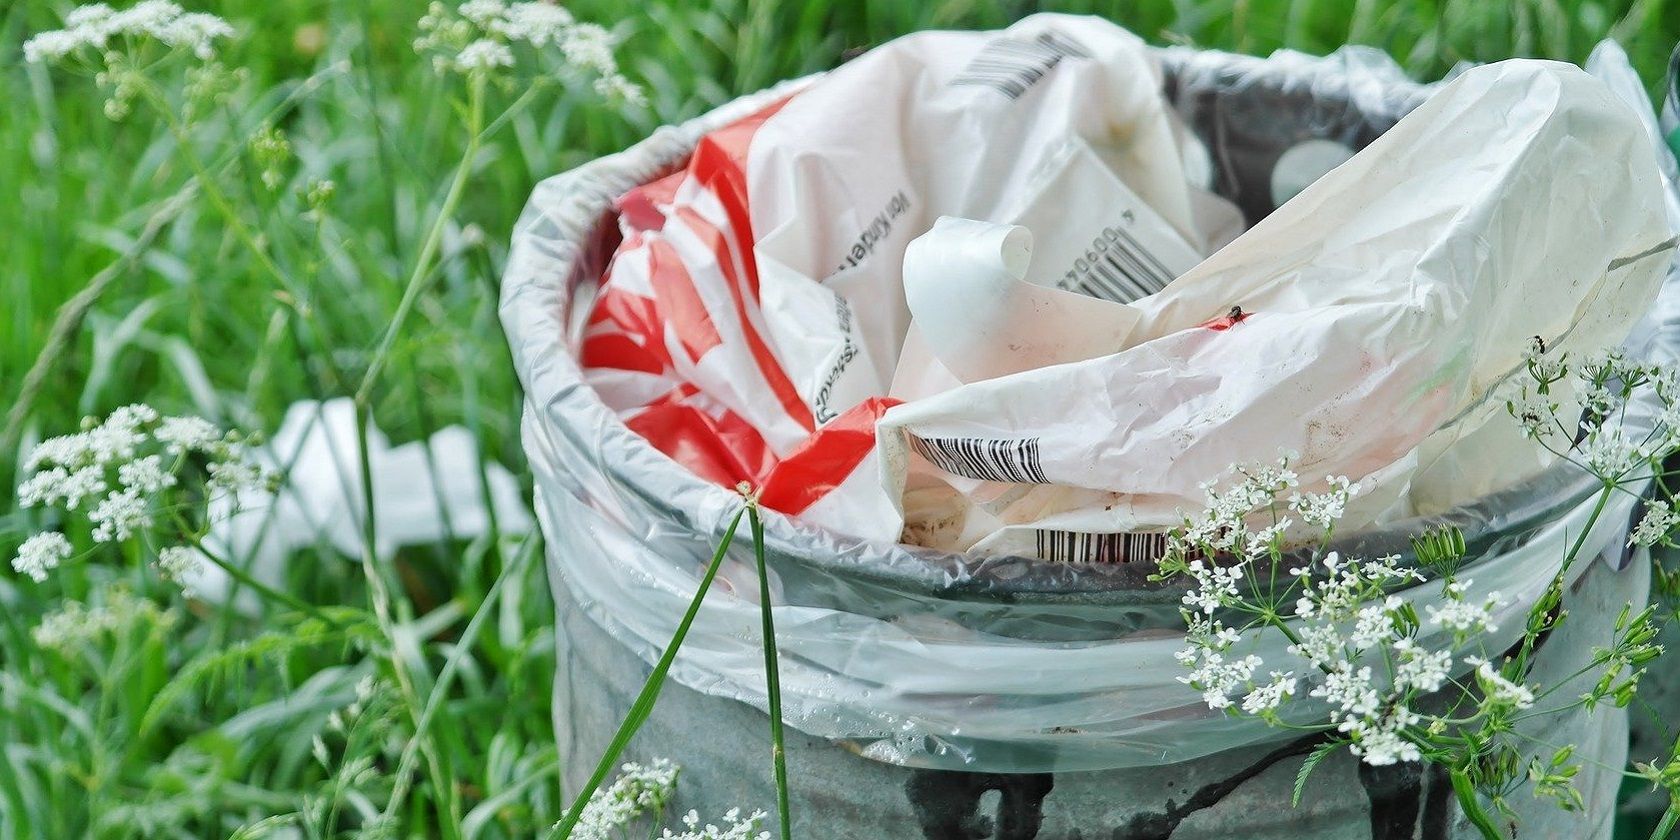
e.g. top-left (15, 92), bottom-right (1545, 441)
top-left (1168, 463), bottom-right (1526, 766)
top-left (12, 404), bottom-right (273, 592)
top-left (1164, 342), bottom-right (1680, 824)
top-left (1510, 340), bottom-right (1680, 478)
top-left (23, 2), bottom-right (236, 119)
top-left (22, 2), bottom-right (233, 64)
top-left (413, 1), bottom-right (644, 103)
top-left (659, 808), bottom-right (772, 840)
top-left (31, 588), bottom-right (177, 652)
top-left (570, 759), bottom-right (679, 840)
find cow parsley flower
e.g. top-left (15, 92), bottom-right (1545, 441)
top-left (13, 407), bottom-right (272, 589)
top-left (30, 588), bottom-right (175, 652)
top-left (1630, 500), bottom-right (1679, 547)
top-left (1393, 638), bottom-right (1452, 693)
top-left (1467, 657), bottom-right (1536, 710)
top-left (1240, 671), bottom-right (1298, 715)
top-left (660, 807), bottom-right (772, 840)
top-left (570, 759), bottom-right (680, 840)
top-left (22, 2), bottom-right (234, 65)
top-left (453, 38), bottom-right (514, 72)
top-left (155, 414), bottom-right (222, 454)
top-left (119, 454), bottom-right (178, 493)
top-left (1424, 581), bottom-right (1504, 636)
top-left (1288, 475), bottom-right (1357, 530)
top-left (153, 546), bottom-right (203, 596)
top-left (13, 532), bottom-right (74, 583)
top-left (90, 489), bottom-right (151, 543)
top-left (412, 1), bottom-right (642, 103)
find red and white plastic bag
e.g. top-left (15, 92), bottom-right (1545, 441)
top-left (582, 14), bottom-right (1674, 558)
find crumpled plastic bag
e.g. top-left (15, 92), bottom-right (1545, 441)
top-left (881, 59), bottom-right (1673, 557)
top-left (581, 13), bottom-right (1675, 560)
top-left (583, 14), bottom-right (1231, 529)
top-left (190, 398), bottom-right (532, 605)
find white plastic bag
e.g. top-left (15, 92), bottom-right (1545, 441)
top-left (193, 399), bottom-right (532, 605)
top-left (579, 14), bottom-right (1673, 561)
top-left (581, 14), bottom-right (1231, 528)
top-left (879, 59), bottom-right (1673, 556)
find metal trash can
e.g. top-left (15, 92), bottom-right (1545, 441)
top-left (502, 37), bottom-right (1680, 840)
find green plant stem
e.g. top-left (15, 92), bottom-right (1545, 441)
top-left (354, 75), bottom-right (484, 406)
top-left (1654, 794), bottom-right (1680, 840)
top-left (351, 402), bottom-right (461, 839)
top-left (1449, 767), bottom-right (1503, 840)
top-left (379, 532), bottom-right (540, 823)
top-left (551, 507), bottom-right (747, 840)
top-left (748, 504), bottom-right (792, 839)
top-left (346, 77), bottom-right (488, 838)
top-left (1515, 483), bottom-right (1614, 675)
top-left (139, 83), bottom-right (346, 395)
top-left (186, 536), bottom-right (344, 628)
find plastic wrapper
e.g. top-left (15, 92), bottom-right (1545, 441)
top-left (578, 15), bottom-right (1673, 563)
top-left (501, 33), bottom-right (1680, 773)
top-left (196, 398), bottom-right (532, 606)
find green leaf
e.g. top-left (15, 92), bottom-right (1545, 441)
top-left (1294, 739), bottom-right (1341, 807)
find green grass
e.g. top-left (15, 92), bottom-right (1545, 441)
top-left (3, 0), bottom-right (1680, 837)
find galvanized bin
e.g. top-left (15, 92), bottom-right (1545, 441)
top-left (502, 34), bottom-right (1680, 840)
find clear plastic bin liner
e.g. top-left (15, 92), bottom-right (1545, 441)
top-left (502, 38), bottom-right (1680, 772)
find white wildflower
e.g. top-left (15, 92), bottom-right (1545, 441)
top-left (12, 532), bottom-right (73, 582)
top-left (66, 3), bottom-right (117, 28)
top-left (155, 414), bottom-right (221, 454)
top-left (30, 589), bottom-right (174, 652)
top-left (1393, 638), bottom-right (1452, 693)
top-left (1348, 597), bottom-right (1402, 652)
top-left (207, 456), bottom-right (270, 493)
top-left (1286, 623), bottom-right (1343, 669)
top-left (24, 2), bottom-right (233, 65)
top-left (153, 545), bottom-right (203, 595)
top-left (1310, 661), bottom-right (1381, 720)
top-left (594, 72), bottom-right (646, 105)
top-left (458, 0), bottom-right (507, 25)
top-left (1579, 426), bottom-right (1644, 479)
top-left (1630, 500), bottom-right (1680, 547)
top-left (1180, 651), bottom-right (1261, 710)
top-left (661, 806), bottom-right (771, 840)
top-left (500, 2), bottom-right (574, 44)
top-left (90, 488), bottom-right (151, 542)
top-left (25, 432), bottom-right (95, 471)
top-left (1346, 708), bottom-right (1423, 765)
top-left (1288, 475), bottom-right (1357, 529)
top-left (118, 454), bottom-right (177, 493)
top-left (1180, 558), bottom-right (1244, 614)
top-left (1240, 671), bottom-right (1298, 715)
top-left (453, 38), bottom-right (514, 72)
top-left (23, 30), bottom-right (86, 63)
top-left (83, 407), bottom-right (152, 465)
top-left (1467, 657), bottom-right (1536, 710)
top-left (560, 22), bottom-right (616, 74)
top-left (1508, 389), bottom-right (1559, 440)
top-left (18, 464), bottom-right (108, 509)
top-left (1425, 580), bottom-right (1503, 635)
top-left (571, 759), bottom-right (680, 840)
top-left (1523, 336), bottom-right (1564, 381)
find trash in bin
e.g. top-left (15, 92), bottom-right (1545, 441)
top-left (502, 20), bottom-right (1680, 837)
top-left (578, 13), bottom-right (1674, 561)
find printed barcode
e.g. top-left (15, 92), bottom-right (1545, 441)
top-left (951, 32), bottom-right (1090, 100)
top-left (910, 435), bottom-right (1049, 484)
top-left (1059, 224), bottom-right (1176, 303)
top-left (1035, 530), bottom-right (1172, 565)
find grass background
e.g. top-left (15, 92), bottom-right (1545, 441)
top-left (3, 0), bottom-right (1679, 837)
